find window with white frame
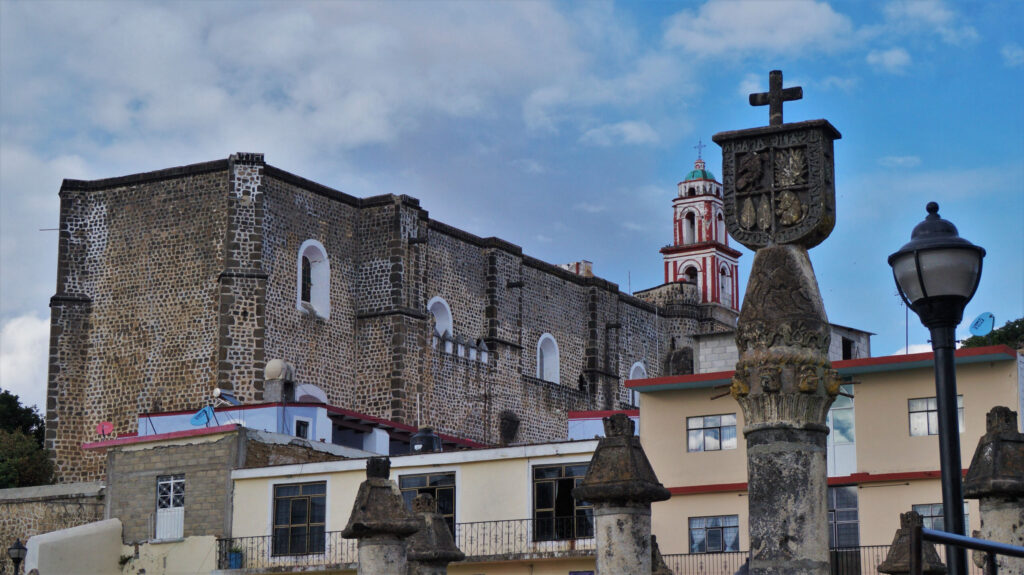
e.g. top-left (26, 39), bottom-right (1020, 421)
top-left (155, 474), bottom-right (185, 540)
top-left (537, 333), bottom-right (560, 384)
top-left (627, 362), bottom-right (647, 407)
top-left (273, 482), bottom-right (326, 556)
top-left (912, 503), bottom-right (970, 535)
top-left (909, 396), bottom-right (964, 436)
top-left (827, 486), bottom-right (859, 548)
top-left (687, 414), bottom-right (737, 452)
top-left (296, 240), bottom-right (330, 319)
top-left (689, 515), bottom-right (740, 553)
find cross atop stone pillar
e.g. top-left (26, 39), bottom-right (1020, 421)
top-left (714, 71), bottom-right (842, 575)
top-left (342, 457), bottom-right (420, 575)
top-left (573, 413), bottom-right (669, 575)
top-left (963, 406), bottom-right (1024, 574)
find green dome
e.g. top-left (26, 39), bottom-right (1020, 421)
top-left (685, 168), bottom-right (716, 181)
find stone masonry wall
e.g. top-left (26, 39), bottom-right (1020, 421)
top-left (49, 163), bottom-right (231, 483)
top-left (0, 483), bottom-right (105, 574)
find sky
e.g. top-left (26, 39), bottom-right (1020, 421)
top-left (1, 0), bottom-right (1022, 411)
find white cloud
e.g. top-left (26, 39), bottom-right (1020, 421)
top-left (621, 221), bottom-right (647, 232)
top-left (1002, 43), bottom-right (1024, 67)
top-left (891, 343), bottom-right (933, 355)
top-left (579, 121), bottom-right (659, 147)
top-left (664, 0), bottom-right (854, 57)
top-left (883, 0), bottom-right (978, 45)
top-left (879, 155), bottom-right (921, 168)
top-left (0, 313), bottom-right (51, 411)
top-left (574, 203), bottom-right (608, 214)
top-left (867, 47), bottom-right (912, 74)
top-left (511, 159), bottom-right (547, 175)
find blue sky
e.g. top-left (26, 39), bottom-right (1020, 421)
top-left (2, 0), bottom-right (1022, 411)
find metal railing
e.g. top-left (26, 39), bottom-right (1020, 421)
top-left (663, 546), bottom-right (989, 575)
top-left (913, 526), bottom-right (1024, 575)
top-left (454, 517), bottom-right (595, 560)
top-left (216, 532), bottom-right (356, 570)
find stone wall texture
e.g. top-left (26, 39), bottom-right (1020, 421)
top-left (0, 483), bottom-right (105, 574)
top-left (48, 153), bottom-right (815, 482)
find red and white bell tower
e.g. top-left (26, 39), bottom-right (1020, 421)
top-left (660, 146), bottom-right (742, 310)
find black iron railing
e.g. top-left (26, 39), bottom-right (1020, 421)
top-left (454, 517), bottom-right (596, 559)
top-left (216, 531), bottom-right (356, 570)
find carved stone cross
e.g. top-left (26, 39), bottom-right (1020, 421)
top-left (749, 70), bottom-right (803, 126)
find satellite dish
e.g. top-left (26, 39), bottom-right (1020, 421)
top-left (190, 406), bottom-right (215, 427)
top-left (969, 312), bottom-right (995, 337)
top-left (96, 421), bottom-right (114, 438)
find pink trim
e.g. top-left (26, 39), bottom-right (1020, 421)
top-left (83, 424), bottom-right (239, 450)
top-left (568, 409), bottom-right (640, 419)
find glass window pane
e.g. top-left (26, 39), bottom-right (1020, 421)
top-left (721, 425), bottom-right (737, 450)
top-left (565, 465), bottom-right (589, 478)
top-left (926, 397), bottom-right (937, 410)
top-left (690, 529), bottom-right (706, 553)
top-left (832, 409), bottom-right (855, 444)
top-left (436, 489), bottom-right (454, 515)
top-left (290, 499), bottom-right (308, 524)
top-left (536, 481), bottom-right (554, 509)
top-left (706, 516), bottom-right (723, 527)
top-left (276, 484), bottom-right (300, 497)
top-left (309, 526), bottom-right (325, 553)
top-left (928, 411), bottom-right (939, 435)
top-left (706, 528), bottom-right (723, 551)
top-left (401, 490), bottom-right (417, 510)
top-left (690, 517), bottom-right (705, 529)
top-left (958, 408), bottom-right (965, 432)
top-left (704, 415), bottom-right (721, 428)
top-left (723, 515), bottom-right (739, 527)
top-left (910, 412), bottom-right (928, 436)
top-left (430, 474), bottom-right (455, 486)
top-left (535, 466), bottom-right (561, 480)
top-left (289, 526), bottom-right (307, 554)
top-left (909, 398), bottom-right (928, 411)
top-left (400, 475), bottom-right (427, 488)
top-left (302, 483), bottom-right (326, 495)
top-left (724, 527), bottom-right (740, 551)
top-left (688, 430), bottom-right (704, 452)
top-left (310, 496), bottom-right (326, 523)
top-left (274, 500), bottom-right (289, 526)
top-left (273, 528), bottom-right (289, 555)
top-left (721, 414), bottom-right (737, 426)
top-left (687, 417), bottom-right (703, 429)
top-left (705, 428), bottom-right (720, 451)
top-left (834, 486), bottom-right (858, 508)
top-left (837, 523), bottom-right (859, 547)
top-left (956, 395), bottom-right (963, 408)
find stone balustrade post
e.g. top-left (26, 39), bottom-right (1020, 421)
top-left (406, 493), bottom-right (465, 575)
top-left (342, 457), bottom-right (420, 575)
top-left (878, 511), bottom-right (947, 574)
top-left (963, 406), bottom-right (1024, 575)
top-left (573, 413), bottom-right (670, 575)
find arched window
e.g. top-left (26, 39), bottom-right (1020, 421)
top-left (716, 213), bottom-right (726, 243)
top-left (687, 186), bottom-right (696, 197)
top-left (537, 333), bottom-right (560, 384)
top-left (427, 296), bottom-right (453, 338)
top-left (628, 362), bottom-right (647, 406)
top-left (720, 266), bottom-right (732, 308)
top-left (297, 240), bottom-right (330, 319)
top-left (684, 265), bottom-right (699, 284)
top-left (684, 212), bottom-right (696, 244)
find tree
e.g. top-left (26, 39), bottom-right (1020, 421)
top-left (961, 317), bottom-right (1024, 350)
top-left (0, 389), bottom-right (52, 487)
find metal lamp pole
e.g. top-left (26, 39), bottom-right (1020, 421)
top-left (888, 202), bottom-right (986, 575)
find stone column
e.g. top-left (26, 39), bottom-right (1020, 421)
top-left (878, 511), bottom-right (947, 574)
top-left (573, 414), bottom-right (670, 575)
top-left (342, 457), bottom-right (420, 575)
top-left (963, 406), bottom-right (1024, 575)
top-left (729, 244), bottom-right (840, 575)
top-left (406, 493), bottom-right (465, 575)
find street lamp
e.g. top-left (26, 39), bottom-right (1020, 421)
top-left (889, 201), bottom-right (985, 575)
top-left (7, 539), bottom-right (26, 575)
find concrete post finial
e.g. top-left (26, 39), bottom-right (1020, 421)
top-left (877, 511), bottom-right (947, 574)
top-left (412, 493), bottom-right (435, 514)
top-left (603, 413), bottom-right (635, 437)
top-left (987, 406), bottom-right (1018, 434)
top-left (367, 457), bottom-right (391, 479)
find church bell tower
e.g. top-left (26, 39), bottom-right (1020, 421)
top-left (660, 144), bottom-right (742, 310)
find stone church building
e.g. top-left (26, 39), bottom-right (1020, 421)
top-left (46, 152), bottom-right (867, 483)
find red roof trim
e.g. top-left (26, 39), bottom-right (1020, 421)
top-left (667, 469), bottom-right (968, 495)
top-left (633, 345), bottom-right (1017, 389)
top-left (82, 424), bottom-right (239, 450)
top-left (568, 409), bottom-right (640, 419)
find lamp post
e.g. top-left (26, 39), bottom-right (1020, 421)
top-left (888, 202), bottom-right (986, 575)
top-left (7, 539), bottom-right (26, 575)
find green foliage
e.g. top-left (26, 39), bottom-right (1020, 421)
top-left (0, 428), bottom-right (54, 488)
top-left (961, 317), bottom-right (1024, 349)
top-left (0, 389), bottom-right (46, 446)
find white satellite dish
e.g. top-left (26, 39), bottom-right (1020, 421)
top-left (969, 312), bottom-right (995, 337)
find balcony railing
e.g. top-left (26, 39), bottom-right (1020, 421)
top-left (663, 546), bottom-right (987, 575)
top-left (217, 529), bottom-right (990, 573)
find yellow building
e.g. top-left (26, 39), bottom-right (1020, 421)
top-left (631, 344), bottom-right (1021, 568)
